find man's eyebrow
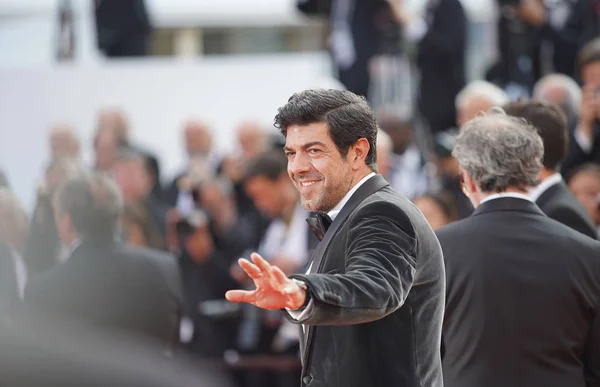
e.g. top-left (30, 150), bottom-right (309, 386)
top-left (283, 141), bottom-right (326, 152)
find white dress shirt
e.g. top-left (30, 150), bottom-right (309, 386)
top-left (480, 192), bottom-right (533, 205)
top-left (528, 173), bottom-right (563, 202)
top-left (288, 172), bottom-right (376, 323)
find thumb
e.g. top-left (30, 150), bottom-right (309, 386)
top-left (225, 289), bottom-right (254, 303)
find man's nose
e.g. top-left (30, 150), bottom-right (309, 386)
top-left (288, 152), bottom-right (311, 176)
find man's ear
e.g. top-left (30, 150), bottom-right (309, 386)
top-left (461, 171), bottom-right (478, 197)
top-left (350, 138), bottom-right (370, 170)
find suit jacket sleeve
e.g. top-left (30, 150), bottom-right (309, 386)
top-left (419, 0), bottom-right (466, 59)
top-left (287, 201), bottom-right (417, 326)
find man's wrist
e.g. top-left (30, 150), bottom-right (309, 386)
top-left (290, 279), bottom-right (310, 310)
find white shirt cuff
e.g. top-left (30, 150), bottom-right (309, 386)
top-left (403, 18), bottom-right (428, 42)
top-left (286, 299), bottom-right (314, 321)
top-left (574, 126), bottom-right (593, 153)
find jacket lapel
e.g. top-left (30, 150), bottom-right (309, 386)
top-left (308, 174), bottom-right (389, 274)
top-left (301, 174), bottom-right (389, 352)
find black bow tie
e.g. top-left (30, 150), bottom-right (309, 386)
top-left (306, 212), bottom-right (332, 241)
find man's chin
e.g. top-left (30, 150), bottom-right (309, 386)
top-left (300, 196), bottom-right (320, 212)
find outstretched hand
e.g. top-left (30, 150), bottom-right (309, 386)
top-left (225, 253), bottom-right (306, 310)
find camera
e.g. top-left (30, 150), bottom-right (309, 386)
top-left (175, 209), bottom-right (209, 238)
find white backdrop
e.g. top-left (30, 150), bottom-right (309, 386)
top-left (0, 53), bottom-right (335, 211)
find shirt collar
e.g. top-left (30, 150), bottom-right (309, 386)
top-left (528, 173), bottom-right (563, 201)
top-left (480, 192), bottom-right (533, 205)
top-left (327, 172), bottom-right (376, 220)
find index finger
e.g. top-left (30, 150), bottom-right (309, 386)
top-left (251, 253), bottom-right (272, 273)
top-left (239, 258), bottom-right (263, 280)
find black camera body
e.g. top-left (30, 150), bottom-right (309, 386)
top-left (175, 209), bottom-right (209, 239)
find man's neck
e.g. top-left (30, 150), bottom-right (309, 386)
top-left (350, 169), bottom-right (375, 190)
top-left (328, 170), bottom-right (375, 218)
top-left (539, 168), bottom-right (556, 181)
top-left (475, 187), bottom-right (530, 207)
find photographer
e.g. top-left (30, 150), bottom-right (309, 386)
top-left (561, 38), bottom-right (600, 177)
top-left (488, 0), bottom-right (546, 98)
top-left (166, 172), bottom-right (257, 358)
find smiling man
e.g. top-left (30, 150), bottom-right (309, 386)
top-left (225, 89), bottom-right (445, 387)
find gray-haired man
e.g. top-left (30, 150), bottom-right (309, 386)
top-left (436, 112), bottom-right (600, 387)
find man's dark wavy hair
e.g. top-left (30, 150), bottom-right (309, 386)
top-left (273, 89), bottom-right (378, 170)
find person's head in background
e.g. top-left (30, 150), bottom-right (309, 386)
top-left (112, 149), bottom-right (152, 204)
top-left (376, 108), bottom-right (414, 155)
top-left (236, 121), bottom-right (270, 160)
top-left (40, 157), bottom-right (84, 200)
top-left (122, 202), bottom-right (163, 249)
top-left (502, 100), bottom-right (568, 181)
top-left (183, 120), bottom-right (212, 159)
top-left (413, 191), bottom-right (458, 230)
top-left (54, 172), bottom-right (124, 246)
top-left (93, 128), bottom-right (122, 172)
top-left (455, 81), bottom-right (510, 128)
top-left (376, 129), bottom-right (393, 179)
top-left (433, 129), bottom-right (459, 179)
top-left (453, 111), bottom-right (544, 208)
top-left (567, 163), bottom-right (600, 226)
top-left (532, 74), bottom-right (581, 126)
top-left (0, 189), bottom-right (29, 252)
top-left (49, 124), bottom-right (81, 159)
top-left (244, 151), bottom-right (298, 220)
top-left (97, 107), bottom-right (129, 142)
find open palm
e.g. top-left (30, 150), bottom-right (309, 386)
top-left (225, 253), bottom-right (306, 310)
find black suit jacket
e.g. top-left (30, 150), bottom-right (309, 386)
top-left (541, 0), bottom-right (600, 78)
top-left (437, 198), bottom-right (600, 387)
top-left (536, 181), bottom-right (598, 239)
top-left (417, 0), bottom-right (466, 133)
top-left (19, 239), bottom-right (183, 348)
top-left (285, 175), bottom-right (445, 387)
top-left (305, 0), bottom-right (401, 98)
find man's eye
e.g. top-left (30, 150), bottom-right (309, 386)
top-left (308, 149), bottom-right (320, 155)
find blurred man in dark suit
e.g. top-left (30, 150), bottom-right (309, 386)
top-left (437, 112), bottom-right (600, 387)
top-left (503, 99), bottom-right (597, 238)
top-left (391, 0), bottom-right (467, 133)
top-left (18, 172), bottom-right (183, 350)
top-left (562, 38), bottom-right (600, 177)
top-left (297, 0), bottom-right (403, 99)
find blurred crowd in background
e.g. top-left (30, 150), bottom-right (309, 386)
top-left (1, 0), bottom-right (600, 386)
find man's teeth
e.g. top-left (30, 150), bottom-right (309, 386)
top-left (300, 181), bottom-right (317, 187)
